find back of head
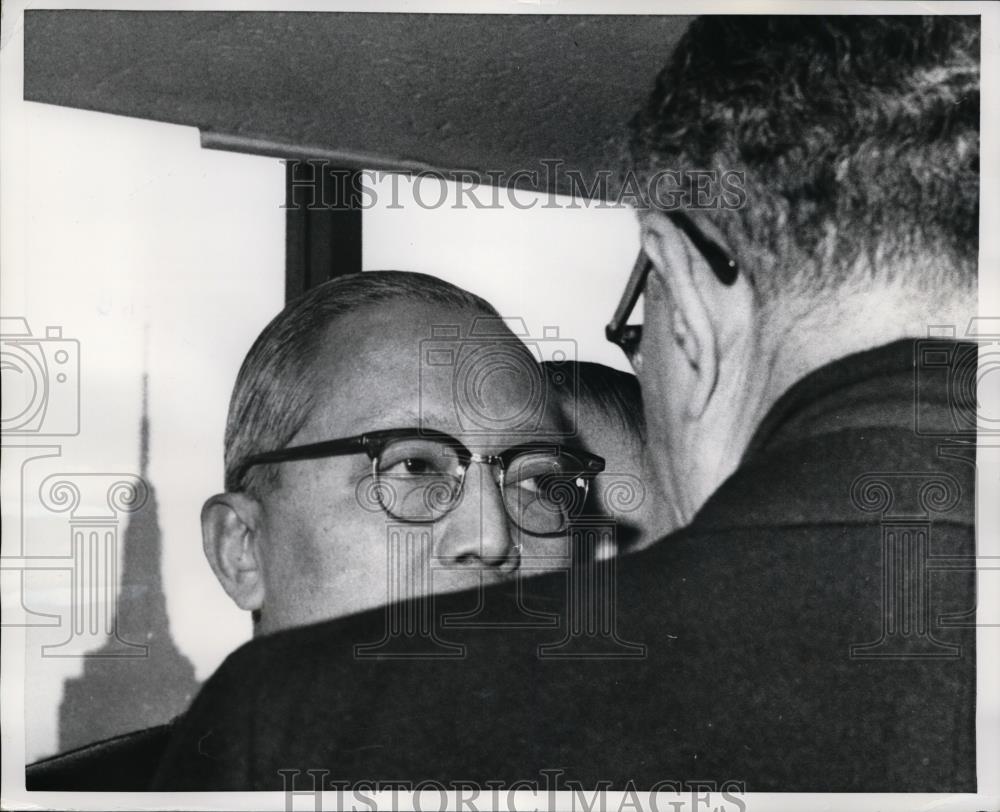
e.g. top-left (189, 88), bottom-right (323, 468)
top-left (544, 360), bottom-right (645, 445)
top-left (544, 361), bottom-right (672, 548)
top-left (629, 16), bottom-right (979, 312)
top-left (224, 271), bottom-right (500, 496)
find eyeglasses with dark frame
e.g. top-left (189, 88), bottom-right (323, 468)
top-left (605, 211), bottom-right (739, 362)
top-left (236, 427), bottom-right (606, 537)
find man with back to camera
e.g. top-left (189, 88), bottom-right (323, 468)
top-left (25, 270), bottom-right (607, 788)
top-left (148, 15), bottom-right (980, 790)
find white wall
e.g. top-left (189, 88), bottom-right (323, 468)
top-left (363, 173), bottom-right (639, 372)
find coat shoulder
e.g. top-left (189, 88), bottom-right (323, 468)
top-left (26, 723), bottom-right (173, 791)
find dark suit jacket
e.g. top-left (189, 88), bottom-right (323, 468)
top-left (29, 339), bottom-right (978, 792)
top-left (26, 724), bottom-right (173, 791)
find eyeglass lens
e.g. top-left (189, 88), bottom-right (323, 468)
top-left (374, 438), bottom-right (589, 534)
top-left (504, 450), bottom-right (590, 535)
top-left (375, 437), bottom-right (465, 521)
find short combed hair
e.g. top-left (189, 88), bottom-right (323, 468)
top-left (544, 361), bottom-right (645, 443)
top-left (225, 271), bottom-right (500, 496)
top-left (628, 16), bottom-right (979, 303)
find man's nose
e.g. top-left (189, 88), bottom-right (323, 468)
top-left (435, 466), bottom-right (519, 573)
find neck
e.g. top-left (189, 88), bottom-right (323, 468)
top-left (759, 282), bottom-right (976, 419)
top-left (678, 283), bottom-right (976, 522)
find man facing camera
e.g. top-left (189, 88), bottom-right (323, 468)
top-left (146, 16), bottom-right (979, 793)
top-left (26, 270), bottom-right (605, 788)
top-left (202, 270), bottom-right (600, 631)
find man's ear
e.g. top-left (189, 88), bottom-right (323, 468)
top-left (641, 211), bottom-right (754, 419)
top-left (201, 493), bottom-right (266, 612)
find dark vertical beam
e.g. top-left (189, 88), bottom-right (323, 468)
top-left (284, 163), bottom-right (310, 301)
top-left (285, 161), bottom-right (363, 302)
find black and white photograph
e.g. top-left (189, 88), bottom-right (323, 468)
top-left (1, 2), bottom-right (998, 810)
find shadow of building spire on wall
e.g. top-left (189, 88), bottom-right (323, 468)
top-left (58, 371), bottom-right (200, 751)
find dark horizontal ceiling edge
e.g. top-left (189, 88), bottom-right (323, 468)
top-left (200, 130), bottom-right (622, 198)
top-left (200, 130), bottom-right (448, 175)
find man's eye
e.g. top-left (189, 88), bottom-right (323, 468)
top-left (383, 457), bottom-right (433, 476)
top-left (515, 475), bottom-right (543, 494)
top-left (515, 473), bottom-right (586, 492)
top-left (510, 472), bottom-right (568, 496)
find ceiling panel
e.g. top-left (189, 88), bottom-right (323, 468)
top-left (23, 11), bottom-right (688, 198)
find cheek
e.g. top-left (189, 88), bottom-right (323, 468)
top-left (639, 353), bottom-right (683, 455)
top-left (258, 462), bottom-right (399, 624)
top-left (519, 534), bottom-right (571, 573)
top-left (636, 332), bottom-right (689, 496)
top-left (264, 465), bottom-right (349, 554)
top-left (639, 287), bottom-right (671, 390)
top-left (639, 301), bottom-right (691, 446)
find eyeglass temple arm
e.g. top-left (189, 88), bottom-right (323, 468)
top-left (668, 211), bottom-right (738, 286)
top-left (238, 436), bottom-right (368, 479)
top-left (605, 250), bottom-right (652, 341)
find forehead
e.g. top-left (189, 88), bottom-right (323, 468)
top-left (295, 297), bottom-right (560, 444)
